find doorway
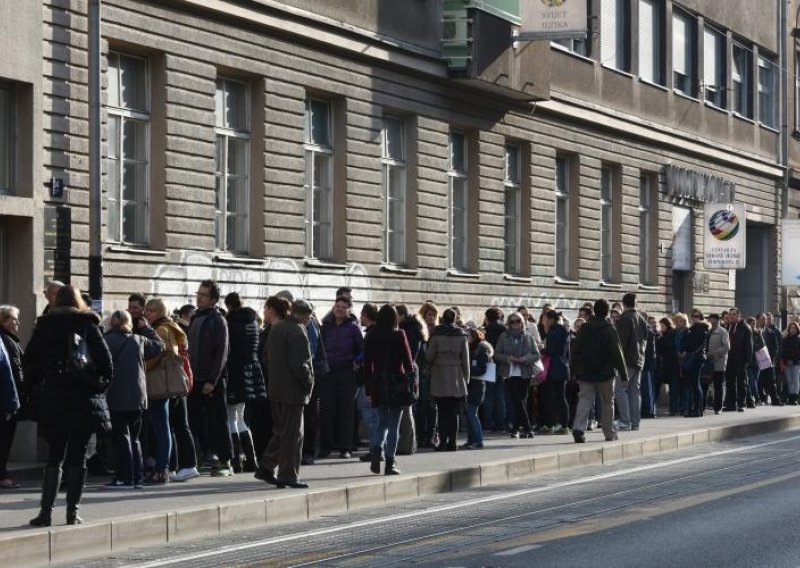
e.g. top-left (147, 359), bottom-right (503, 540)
top-left (736, 224), bottom-right (772, 316)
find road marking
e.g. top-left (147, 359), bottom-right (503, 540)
top-left (124, 434), bottom-right (800, 568)
top-left (496, 544), bottom-right (542, 556)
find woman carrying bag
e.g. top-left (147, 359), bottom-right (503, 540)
top-left (495, 312), bottom-right (541, 439)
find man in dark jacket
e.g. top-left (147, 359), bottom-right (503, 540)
top-left (724, 307), bottom-right (753, 412)
top-left (570, 299), bottom-right (628, 443)
top-left (187, 279), bottom-right (233, 476)
top-left (258, 297), bottom-right (314, 488)
top-left (613, 293), bottom-right (648, 431)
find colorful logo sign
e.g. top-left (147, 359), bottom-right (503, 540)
top-left (541, 0), bottom-right (566, 6)
top-left (708, 209), bottom-right (740, 241)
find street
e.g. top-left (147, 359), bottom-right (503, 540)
top-left (77, 430), bottom-right (800, 568)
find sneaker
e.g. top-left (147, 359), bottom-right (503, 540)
top-left (104, 479), bottom-right (132, 490)
top-left (211, 464), bottom-right (233, 477)
top-left (171, 467), bottom-right (199, 482)
top-left (617, 421), bottom-right (632, 431)
top-left (630, 424), bottom-right (640, 431)
top-left (555, 427), bottom-right (571, 435)
top-left (586, 421), bottom-right (596, 431)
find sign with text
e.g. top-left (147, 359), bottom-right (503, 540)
top-left (782, 219), bottom-right (800, 285)
top-left (703, 203), bottom-right (746, 270)
top-left (519, 0), bottom-right (587, 40)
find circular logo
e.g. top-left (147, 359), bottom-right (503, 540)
top-left (708, 210), bottom-right (740, 241)
top-left (541, 0), bottom-right (566, 6)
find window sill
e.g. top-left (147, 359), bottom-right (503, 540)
top-left (599, 281), bottom-right (623, 289)
top-left (213, 254), bottom-right (264, 266)
top-left (673, 90), bottom-right (701, 103)
top-left (446, 269), bottom-right (480, 280)
top-left (105, 245), bottom-right (167, 257)
top-left (554, 276), bottom-right (580, 287)
top-left (638, 283), bottom-right (659, 291)
top-left (758, 123), bottom-right (779, 134)
top-left (638, 78), bottom-right (669, 92)
top-left (304, 258), bottom-right (348, 270)
top-left (601, 64), bottom-right (635, 79)
top-left (732, 112), bottom-right (756, 125)
top-left (704, 101), bottom-right (729, 115)
top-left (504, 274), bottom-right (531, 283)
top-left (550, 43), bottom-right (594, 65)
top-left (380, 264), bottom-right (419, 276)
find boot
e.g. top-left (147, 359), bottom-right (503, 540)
top-left (230, 433), bottom-right (242, 474)
top-left (369, 448), bottom-right (381, 475)
top-left (384, 458), bottom-right (400, 476)
top-left (65, 466), bottom-right (87, 525)
top-left (29, 466), bottom-right (62, 527)
top-left (239, 431), bottom-right (258, 473)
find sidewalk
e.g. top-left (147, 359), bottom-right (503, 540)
top-left (3, 405), bottom-right (800, 567)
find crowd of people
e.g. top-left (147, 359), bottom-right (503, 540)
top-left (0, 280), bottom-right (799, 527)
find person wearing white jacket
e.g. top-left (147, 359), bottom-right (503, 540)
top-left (705, 314), bottom-right (730, 414)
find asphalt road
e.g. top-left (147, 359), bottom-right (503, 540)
top-left (77, 431), bottom-right (800, 568)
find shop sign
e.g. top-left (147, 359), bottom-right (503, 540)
top-left (519, 0), bottom-right (587, 40)
top-left (671, 206), bottom-right (692, 270)
top-left (664, 165), bottom-right (735, 204)
top-left (782, 219), bottom-right (800, 285)
top-left (703, 203), bottom-right (746, 270)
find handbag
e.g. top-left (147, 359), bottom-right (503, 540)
top-left (377, 337), bottom-right (419, 406)
top-left (68, 327), bottom-right (108, 394)
top-left (147, 352), bottom-right (190, 400)
top-left (534, 355), bottom-right (549, 384)
top-left (474, 361), bottom-right (496, 383)
top-left (755, 346), bottom-right (773, 371)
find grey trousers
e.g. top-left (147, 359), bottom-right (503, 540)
top-left (261, 402), bottom-right (304, 483)
top-left (574, 379), bottom-right (615, 439)
top-left (614, 367), bottom-right (642, 427)
top-left (396, 406), bottom-right (417, 455)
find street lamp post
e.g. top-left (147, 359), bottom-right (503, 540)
top-left (88, 0), bottom-right (103, 313)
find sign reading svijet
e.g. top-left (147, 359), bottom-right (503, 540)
top-left (519, 0), bottom-right (588, 40)
top-left (703, 203), bottom-right (746, 270)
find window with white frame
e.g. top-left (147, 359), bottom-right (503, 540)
top-left (106, 52), bottom-right (150, 245)
top-left (732, 42), bottom-right (753, 118)
top-left (304, 99), bottom-right (334, 260)
top-left (639, 175), bottom-right (655, 284)
top-left (0, 85), bottom-right (12, 195)
top-left (600, 166), bottom-right (614, 282)
top-left (504, 144), bottom-right (521, 275)
top-left (555, 156), bottom-right (570, 278)
top-left (553, 1), bottom-right (591, 57)
top-left (214, 78), bottom-right (250, 254)
top-left (795, 52), bottom-right (800, 131)
top-left (703, 26), bottom-right (726, 108)
top-left (758, 55), bottom-right (777, 128)
top-left (672, 9), bottom-right (696, 97)
top-left (600, 0), bottom-right (630, 71)
top-left (382, 115), bottom-right (406, 265)
top-left (449, 131), bottom-right (469, 271)
top-left (639, 0), bottom-right (665, 86)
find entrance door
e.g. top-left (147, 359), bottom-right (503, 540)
top-left (672, 270), bottom-right (692, 313)
top-left (736, 224), bottom-right (770, 316)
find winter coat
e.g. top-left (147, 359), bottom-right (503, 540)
top-left (320, 313), bottom-right (364, 372)
top-left (266, 316), bottom-right (314, 406)
top-left (22, 307), bottom-right (113, 436)
top-left (226, 307), bottom-right (267, 404)
top-left (0, 328), bottom-right (24, 416)
top-left (779, 334), bottom-right (800, 364)
top-left (727, 319), bottom-right (754, 368)
top-left (0, 339), bottom-right (19, 415)
top-left (364, 329), bottom-right (414, 408)
top-left (763, 325), bottom-right (781, 360)
top-left (707, 325), bottom-right (730, 372)
top-left (400, 318), bottom-right (426, 362)
top-left (484, 320), bottom-right (506, 350)
top-left (542, 324), bottom-right (569, 382)
top-left (188, 307), bottom-right (229, 389)
top-left (643, 328), bottom-right (657, 371)
top-left (570, 316), bottom-right (627, 383)
top-left (682, 322), bottom-right (709, 358)
top-left (105, 326), bottom-right (164, 412)
top-left (467, 341), bottom-right (492, 406)
top-left (426, 324), bottom-right (470, 398)
top-left (657, 329), bottom-right (679, 381)
top-left (494, 330), bottom-right (541, 379)
top-left (615, 308), bottom-right (649, 370)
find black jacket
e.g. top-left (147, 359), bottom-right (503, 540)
top-left (763, 325), bottom-right (781, 360)
top-left (0, 328), bottom-right (24, 417)
top-left (23, 308), bottom-right (113, 436)
top-left (727, 320), bottom-right (754, 368)
top-left (779, 334), bottom-right (800, 364)
top-left (400, 318), bottom-right (425, 362)
top-left (570, 316), bottom-right (627, 382)
top-left (484, 320), bottom-right (506, 350)
top-left (683, 322), bottom-right (709, 358)
top-left (188, 306), bottom-right (230, 389)
top-left (542, 324), bottom-right (569, 382)
top-left (226, 307), bottom-right (267, 404)
top-left (656, 329), bottom-right (679, 381)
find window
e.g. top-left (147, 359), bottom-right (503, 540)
top-left (106, 52), bottom-right (150, 245)
top-left (672, 10), bottom-right (696, 97)
top-left (703, 26), bottom-right (726, 108)
top-left (214, 78), bottom-right (250, 254)
top-left (553, 2), bottom-right (591, 57)
top-left (504, 144), bottom-right (521, 275)
top-left (600, 0), bottom-right (630, 71)
top-left (795, 52), bottom-right (800, 131)
top-left (600, 166), bottom-right (614, 282)
top-left (758, 55), bottom-right (777, 128)
top-left (639, 175), bottom-right (656, 284)
top-left (382, 116), bottom-right (406, 265)
top-left (304, 99), bottom-right (334, 260)
top-left (732, 42), bottom-right (753, 118)
top-left (0, 86), bottom-right (12, 195)
top-left (449, 132), bottom-right (469, 271)
top-left (639, 0), bottom-right (665, 86)
top-left (555, 157), bottom-right (570, 278)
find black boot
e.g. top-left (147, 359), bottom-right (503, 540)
top-left (30, 466), bottom-right (62, 527)
top-left (239, 431), bottom-right (257, 473)
top-left (384, 458), bottom-right (400, 476)
top-left (65, 466), bottom-right (87, 525)
top-left (370, 448), bottom-right (381, 475)
top-left (230, 433), bottom-right (242, 474)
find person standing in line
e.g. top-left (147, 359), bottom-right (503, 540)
top-left (128, 293), bottom-right (146, 324)
top-left (779, 322), bottom-right (800, 405)
top-left (613, 293), bottom-right (648, 431)
top-left (187, 279), bottom-right (234, 476)
top-left (755, 313), bottom-right (783, 406)
top-left (41, 280), bottom-right (65, 316)
top-left (356, 303), bottom-right (380, 462)
top-left (426, 308), bottom-right (470, 451)
top-left (705, 314), bottom-right (730, 414)
top-left (640, 315), bottom-right (658, 418)
top-left (258, 297), bottom-right (314, 489)
top-left (176, 304), bottom-right (195, 334)
top-left (0, 334), bottom-right (19, 490)
top-left (396, 305), bottom-right (424, 456)
top-left (415, 302), bottom-right (439, 448)
top-left (724, 308), bottom-right (753, 412)
top-left (0, 305), bottom-right (24, 489)
top-left (655, 317), bottom-right (678, 417)
top-left (482, 307), bottom-right (507, 433)
top-left (539, 310), bottom-right (570, 434)
top-left (678, 310), bottom-right (709, 417)
top-left (24, 286), bottom-right (113, 526)
top-left (570, 299), bottom-right (628, 443)
top-left (363, 304), bottom-right (414, 474)
top-left (292, 300), bottom-right (327, 465)
top-left (463, 327), bottom-right (492, 449)
top-left (104, 310), bottom-right (164, 488)
top-left (495, 312), bottom-right (540, 439)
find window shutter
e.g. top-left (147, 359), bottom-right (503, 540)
top-left (703, 27), bottom-right (718, 90)
top-left (639, 0), bottom-right (655, 82)
top-left (672, 13), bottom-right (687, 77)
top-left (601, 0), bottom-right (618, 67)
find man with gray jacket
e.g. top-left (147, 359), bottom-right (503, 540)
top-left (614, 293), bottom-right (648, 431)
top-left (706, 314), bottom-right (730, 414)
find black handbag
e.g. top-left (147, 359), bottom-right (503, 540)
top-left (67, 327), bottom-right (108, 394)
top-left (378, 337), bottom-right (419, 406)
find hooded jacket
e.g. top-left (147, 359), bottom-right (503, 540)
top-left (426, 324), bottom-right (470, 398)
top-left (321, 312), bottom-right (364, 373)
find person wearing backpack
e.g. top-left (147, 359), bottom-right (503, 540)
top-left (23, 286), bottom-right (113, 526)
top-left (570, 299), bottom-right (629, 443)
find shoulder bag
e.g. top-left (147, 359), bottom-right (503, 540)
top-left (147, 330), bottom-right (190, 400)
top-left (378, 335), bottom-right (419, 406)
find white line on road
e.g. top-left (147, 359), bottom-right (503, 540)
top-left (124, 434), bottom-right (800, 568)
top-left (496, 544), bottom-right (542, 556)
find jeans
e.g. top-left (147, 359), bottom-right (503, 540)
top-left (169, 396), bottom-right (197, 471)
top-left (614, 367), bottom-right (642, 427)
top-left (680, 360), bottom-right (703, 414)
top-left (787, 363), bottom-right (800, 395)
top-left (483, 379), bottom-right (507, 430)
top-left (111, 410), bottom-right (143, 485)
top-left (0, 415), bottom-right (17, 479)
top-left (375, 405), bottom-right (403, 459)
top-left (746, 366), bottom-right (760, 402)
top-left (147, 398), bottom-right (171, 471)
top-left (640, 368), bottom-right (655, 417)
top-left (357, 387), bottom-right (381, 450)
top-left (465, 402), bottom-right (483, 446)
top-left (319, 369), bottom-right (357, 453)
top-left (506, 377), bottom-right (532, 433)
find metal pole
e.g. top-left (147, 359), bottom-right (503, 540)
top-left (779, 0), bottom-right (790, 328)
top-left (88, 0), bottom-right (103, 313)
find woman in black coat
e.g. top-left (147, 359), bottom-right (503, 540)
top-left (23, 286), bottom-right (113, 526)
top-left (656, 317), bottom-right (679, 416)
top-left (679, 311), bottom-right (709, 417)
top-left (540, 310), bottom-right (570, 433)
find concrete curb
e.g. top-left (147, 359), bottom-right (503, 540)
top-left (5, 414), bottom-right (800, 567)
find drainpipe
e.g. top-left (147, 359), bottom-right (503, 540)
top-left (779, 0), bottom-right (789, 326)
top-left (88, 0), bottom-right (103, 313)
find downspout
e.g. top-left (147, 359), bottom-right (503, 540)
top-left (88, 0), bottom-right (103, 313)
top-left (779, 0), bottom-right (789, 324)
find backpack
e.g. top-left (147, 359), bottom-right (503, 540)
top-left (66, 327), bottom-right (108, 393)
